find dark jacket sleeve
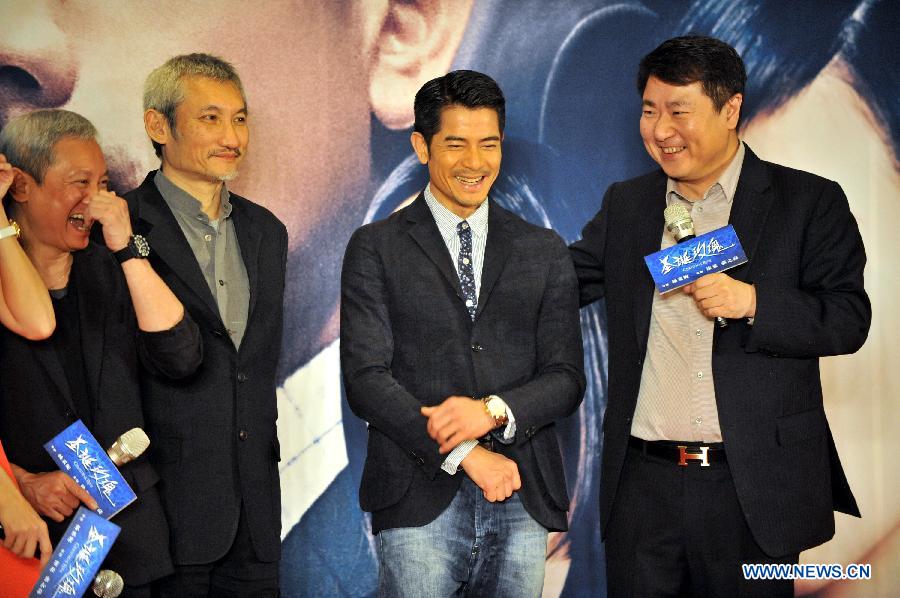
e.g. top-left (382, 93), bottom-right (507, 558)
top-left (569, 184), bottom-right (615, 306)
top-left (137, 313), bottom-right (202, 379)
top-left (499, 232), bottom-right (585, 443)
top-left (744, 179), bottom-right (871, 358)
top-left (340, 225), bottom-right (446, 479)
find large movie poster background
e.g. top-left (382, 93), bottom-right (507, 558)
top-left (1, 1), bottom-right (896, 596)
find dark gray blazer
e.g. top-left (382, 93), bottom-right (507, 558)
top-left (124, 172), bottom-right (287, 565)
top-left (570, 146), bottom-right (871, 557)
top-left (340, 194), bottom-right (585, 533)
top-left (0, 242), bottom-right (201, 585)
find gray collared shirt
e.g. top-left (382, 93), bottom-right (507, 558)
top-left (423, 183), bottom-right (489, 300)
top-left (154, 170), bottom-right (250, 348)
top-left (631, 142), bottom-right (745, 442)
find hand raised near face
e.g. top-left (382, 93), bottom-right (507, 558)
top-left (83, 190), bottom-right (133, 252)
top-left (421, 396), bottom-right (496, 454)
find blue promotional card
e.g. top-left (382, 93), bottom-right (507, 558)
top-left (43, 420), bottom-right (136, 519)
top-left (29, 506), bottom-right (120, 598)
top-left (644, 225), bottom-right (748, 293)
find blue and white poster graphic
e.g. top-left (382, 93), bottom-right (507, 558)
top-left (43, 420), bottom-right (136, 519)
top-left (644, 225), bottom-right (748, 293)
top-left (29, 507), bottom-right (120, 598)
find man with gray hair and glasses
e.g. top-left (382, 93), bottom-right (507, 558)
top-left (123, 54), bottom-right (287, 596)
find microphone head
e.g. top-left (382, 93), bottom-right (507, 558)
top-left (107, 428), bottom-right (150, 466)
top-left (664, 203), bottom-right (695, 242)
top-left (93, 569), bottom-right (124, 598)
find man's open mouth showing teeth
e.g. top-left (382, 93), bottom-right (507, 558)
top-left (455, 175), bottom-right (485, 185)
top-left (68, 214), bottom-right (90, 231)
top-left (661, 146), bottom-right (685, 154)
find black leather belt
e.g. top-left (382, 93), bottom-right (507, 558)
top-left (629, 436), bottom-right (726, 466)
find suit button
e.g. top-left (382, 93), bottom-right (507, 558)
top-left (237, 372), bottom-right (248, 383)
top-left (471, 343), bottom-right (483, 352)
top-left (238, 430), bottom-right (248, 441)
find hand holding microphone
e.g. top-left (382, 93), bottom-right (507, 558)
top-left (664, 204), bottom-right (755, 325)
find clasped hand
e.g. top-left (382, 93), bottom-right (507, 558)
top-left (421, 396), bottom-right (520, 502)
top-left (420, 395), bottom-right (495, 454)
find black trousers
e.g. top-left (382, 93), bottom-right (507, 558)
top-left (153, 502), bottom-right (279, 598)
top-left (604, 441), bottom-right (798, 598)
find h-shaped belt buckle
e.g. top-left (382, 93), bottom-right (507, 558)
top-left (677, 445), bottom-right (710, 466)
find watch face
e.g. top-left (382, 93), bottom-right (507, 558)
top-left (133, 234), bottom-right (150, 257)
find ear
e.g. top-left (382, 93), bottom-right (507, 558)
top-left (369, 0), bottom-right (475, 130)
top-left (723, 93), bottom-right (743, 129)
top-left (10, 167), bottom-right (34, 203)
top-left (144, 109), bottom-right (172, 147)
top-left (410, 131), bottom-right (430, 164)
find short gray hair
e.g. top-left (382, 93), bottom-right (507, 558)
top-left (0, 109), bottom-right (97, 184)
top-left (143, 53), bottom-right (246, 158)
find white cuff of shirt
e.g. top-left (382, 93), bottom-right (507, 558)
top-left (498, 400), bottom-right (516, 442)
top-left (441, 439), bottom-right (478, 475)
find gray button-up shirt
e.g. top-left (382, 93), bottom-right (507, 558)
top-left (154, 170), bottom-right (250, 348)
top-left (631, 142), bottom-right (745, 442)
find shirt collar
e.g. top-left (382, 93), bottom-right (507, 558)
top-left (423, 183), bottom-right (489, 243)
top-left (666, 141), bottom-right (745, 206)
top-left (154, 169), bottom-right (233, 222)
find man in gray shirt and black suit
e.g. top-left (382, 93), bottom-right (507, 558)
top-left (124, 53), bottom-right (287, 597)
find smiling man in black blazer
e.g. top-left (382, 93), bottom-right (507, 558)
top-left (570, 36), bottom-right (871, 597)
top-left (341, 70), bottom-right (585, 597)
top-left (124, 54), bottom-right (287, 597)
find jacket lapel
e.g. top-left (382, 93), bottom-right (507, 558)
top-left (131, 173), bottom-right (221, 322)
top-left (475, 201), bottom-right (513, 319)
top-left (405, 194), bottom-right (464, 300)
top-left (726, 146), bottom-right (774, 282)
top-left (72, 247), bottom-right (107, 412)
top-left (633, 173), bottom-right (667, 355)
top-left (30, 337), bottom-right (76, 414)
top-left (231, 198), bottom-right (262, 318)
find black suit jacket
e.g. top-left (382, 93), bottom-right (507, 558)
top-left (124, 172), bottom-right (287, 565)
top-left (340, 195), bottom-right (585, 533)
top-left (0, 242), bottom-right (201, 585)
top-left (570, 146), bottom-right (871, 557)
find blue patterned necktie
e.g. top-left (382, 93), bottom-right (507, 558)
top-left (456, 221), bottom-right (477, 320)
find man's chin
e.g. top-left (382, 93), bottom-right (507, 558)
top-left (216, 170), bottom-right (240, 183)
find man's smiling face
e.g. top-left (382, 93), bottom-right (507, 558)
top-left (639, 76), bottom-right (741, 199)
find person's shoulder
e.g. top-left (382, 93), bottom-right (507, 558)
top-left (612, 169), bottom-right (665, 194)
top-left (121, 171), bottom-right (158, 204)
top-left (744, 147), bottom-right (841, 197)
top-left (491, 202), bottom-right (567, 250)
top-left (230, 193), bottom-right (288, 235)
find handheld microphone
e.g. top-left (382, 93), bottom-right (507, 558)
top-left (0, 429), bottom-right (150, 541)
top-left (106, 428), bottom-right (150, 467)
top-left (663, 204), bottom-right (728, 328)
top-left (92, 569), bottom-right (124, 598)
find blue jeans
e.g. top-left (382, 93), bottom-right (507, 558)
top-left (377, 477), bottom-right (548, 598)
